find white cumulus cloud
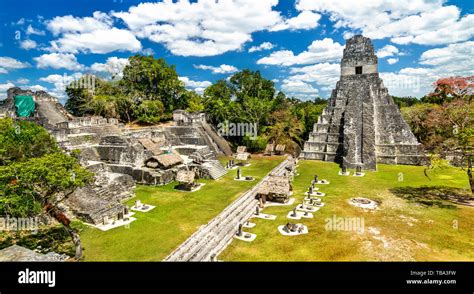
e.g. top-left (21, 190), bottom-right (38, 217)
top-left (281, 63), bottom-right (340, 99)
top-left (20, 39), bottom-right (37, 50)
top-left (257, 38), bottom-right (344, 66)
top-left (39, 73), bottom-right (83, 100)
top-left (26, 85), bottom-right (48, 92)
top-left (179, 76), bottom-right (212, 94)
top-left (0, 57), bottom-right (31, 73)
top-left (296, 0), bottom-right (474, 46)
top-left (281, 80), bottom-right (318, 94)
top-left (91, 57), bottom-right (130, 79)
top-left (0, 82), bottom-right (15, 99)
top-left (419, 41), bottom-right (474, 67)
top-left (46, 11), bottom-right (113, 35)
top-left (113, 0), bottom-right (283, 57)
top-left (26, 24), bottom-right (45, 36)
top-left (248, 42), bottom-right (274, 53)
top-left (387, 58), bottom-right (399, 65)
top-left (49, 28), bottom-right (142, 54)
top-left (44, 11), bottom-right (141, 54)
top-left (34, 53), bottom-right (84, 71)
top-left (376, 45), bottom-right (399, 58)
top-left (380, 41), bottom-right (474, 97)
top-left (194, 64), bottom-right (238, 74)
top-left (270, 11), bottom-right (321, 32)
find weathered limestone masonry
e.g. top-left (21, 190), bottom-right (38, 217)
top-left (301, 35), bottom-right (427, 170)
top-left (1, 89), bottom-right (230, 225)
top-left (172, 109), bottom-right (233, 156)
top-left (165, 156), bottom-right (291, 262)
top-left (3, 87), bottom-right (72, 127)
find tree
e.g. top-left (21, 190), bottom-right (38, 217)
top-left (402, 103), bottom-right (442, 149)
top-left (133, 100), bottom-right (165, 124)
top-left (86, 94), bottom-right (120, 118)
top-left (0, 118), bottom-right (58, 165)
top-left (114, 93), bottom-right (135, 123)
top-left (292, 99), bottom-right (327, 140)
top-left (65, 76), bottom-right (95, 116)
top-left (227, 70), bottom-right (276, 132)
top-left (239, 95), bottom-right (273, 129)
top-left (422, 76), bottom-right (474, 104)
top-left (121, 55), bottom-right (185, 111)
top-left (203, 80), bottom-right (233, 125)
top-left (184, 91), bottom-right (205, 113)
top-left (437, 99), bottom-right (474, 193)
top-left (65, 55), bottom-right (188, 125)
top-left (0, 118), bottom-right (93, 258)
top-left (66, 76), bottom-right (126, 119)
top-left (417, 78), bottom-right (474, 193)
top-left (272, 91), bottom-right (289, 111)
top-left (65, 86), bottom-right (92, 117)
top-left (266, 109), bottom-right (304, 154)
top-left (392, 96), bottom-right (421, 108)
top-left (229, 70), bottom-right (275, 102)
top-left (202, 70), bottom-right (329, 152)
top-left (0, 152), bottom-right (93, 258)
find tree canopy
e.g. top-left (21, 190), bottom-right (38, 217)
top-left (0, 118), bottom-right (59, 165)
top-left (66, 55), bottom-right (188, 123)
top-left (64, 57), bottom-right (328, 153)
top-left (0, 118), bottom-right (93, 258)
top-left (401, 76), bottom-right (474, 193)
top-left (202, 70), bottom-right (325, 152)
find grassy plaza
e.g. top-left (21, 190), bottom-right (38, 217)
top-left (220, 160), bottom-right (473, 261)
top-left (79, 156), bottom-right (284, 261)
top-left (80, 157), bottom-right (473, 261)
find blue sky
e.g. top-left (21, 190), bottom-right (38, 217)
top-left (0, 0), bottom-right (473, 103)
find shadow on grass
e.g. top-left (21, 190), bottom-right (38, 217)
top-left (390, 186), bottom-right (474, 209)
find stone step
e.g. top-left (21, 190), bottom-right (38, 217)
top-left (165, 157), bottom-right (291, 261)
top-left (189, 146), bottom-right (216, 162)
top-left (312, 123), bottom-right (341, 133)
top-left (301, 151), bottom-right (338, 161)
top-left (202, 160), bottom-right (227, 179)
top-left (169, 194), bottom-right (257, 260)
top-left (308, 133), bottom-right (343, 143)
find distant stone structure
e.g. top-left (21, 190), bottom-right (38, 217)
top-left (264, 143), bottom-right (275, 156)
top-left (172, 109), bottom-right (233, 156)
top-left (176, 170), bottom-right (197, 191)
top-left (2, 87), bottom-right (73, 126)
top-left (235, 146), bottom-right (250, 161)
top-left (173, 109), bottom-right (206, 125)
top-left (257, 175), bottom-right (292, 203)
top-left (301, 35), bottom-right (427, 170)
top-left (0, 245), bottom-right (67, 261)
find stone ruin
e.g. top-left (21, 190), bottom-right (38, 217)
top-left (257, 175), bottom-right (292, 204)
top-left (0, 245), bottom-right (68, 262)
top-left (0, 88), bottom-right (231, 225)
top-left (301, 35), bottom-right (428, 170)
top-left (349, 197), bottom-right (379, 210)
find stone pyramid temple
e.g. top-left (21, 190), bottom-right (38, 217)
top-left (301, 35), bottom-right (427, 170)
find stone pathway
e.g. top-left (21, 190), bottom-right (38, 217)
top-left (164, 156), bottom-right (291, 262)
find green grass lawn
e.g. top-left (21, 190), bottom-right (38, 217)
top-left (219, 160), bottom-right (474, 261)
top-left (79, 156), bottom-right (285, 261)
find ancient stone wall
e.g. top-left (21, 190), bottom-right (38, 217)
top-left (4, 87), bottom-right (231, 224)
top-left (301, 35), bottom-right (427, 169)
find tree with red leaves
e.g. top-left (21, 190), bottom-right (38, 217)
top-left (423, 76), bottom-right (474, 193)
top-left (424, 76), bottom-right (474, 104)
